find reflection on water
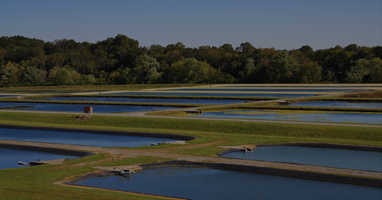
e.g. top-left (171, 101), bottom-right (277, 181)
top-left (222, 146), bottom-right (382, 172)
top-left (0, 102), bottom-right (177, 113)
top-left (77, 167), bottom-right (382, 200)
top-left (0, 95), bottom-right (17, 98)
top-left (168, 88), bottom-right (362, 92)
top-left (191, 110), bottom-right (382, 124)
top-left (100, 92), bottom-right (317, 97)
top-left (287, 101), bottom-right (382, 109)
top-left (0, 148), bottom-right (78, 169)
top-left (0, 128), bottom-right (178, 147)
top-left (33, 97), bottom-right (245, 104)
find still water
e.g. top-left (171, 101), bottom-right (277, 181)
top-left (0, 95), bottom-right (17, 98)
top-left (222, 85), bottom-right (381, 88)
top-left (222, 146), bottom-right (382, 172)
top-left (0, 102), bottom-right (177, 113)
top-left (100, 92), bottom-right (317, 97)
top-left (190, 110), bottom-right (382, 124)
top-left (0, 148), bottom-right (78, 169)
top-left (77, 166), bottom-right (381, 200)
top-left (287, 101), bottom-right (382, 109)
top-left (0, 128), bottom-right (178, 147)
top-left (33, 97), bottom-right (245, 104)
top-left (168, 88), bottom-right (361, 92)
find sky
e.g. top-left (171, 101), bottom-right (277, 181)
top-left (0, 0), bottom-right (381, 50)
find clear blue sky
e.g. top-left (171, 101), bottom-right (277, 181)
top-left (1, 0), bottom-right (381, 50)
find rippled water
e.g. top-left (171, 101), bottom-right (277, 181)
top-left (287, 101), bottom-right (382, 109)
top-left (77, 166), bottom-right (382, 200)
top-left (0, 102), bottom-right (177, 113)
top-left (33, 97), bottom-right (245, 104)
top-left (191, 110), bottom-right (382, 124)
top-left (0, 128), bottom-right (178, 147)
top-left (222, 146), bottom-right (382, 172)
top-left (100, 92), bottom-right (317, 97)
top-left (0, 95), bottom-right (17, 98)
top-left (168, 88), bottom-right (362, 92)
top-left (0, 148), bottom-right (78, 169)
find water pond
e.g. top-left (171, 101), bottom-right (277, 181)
top-left (222, 85), bottom-right (381, 88)
top-left (76, 166), bottom-right (382, 200)
top-left (0, 128), bottom-right (178, 147)
top-left (32, 97), bottom-right (245, 104)
top-left (100, 92), bottom-right (317, 98)
top-left (168, 88), bottom-right (362, 92)
top-left (0, 102), bottom-right (177, 113)
top-left (188, 110), bottom-right (382, 124)
top-left (287, 101), bottom-right (382, 109)
top-left (0, 147), bottom-right (78, 169)
top-left (221, 146), bottom-right (382, 172)
top-left (0, 95), bottom-right (18, 98)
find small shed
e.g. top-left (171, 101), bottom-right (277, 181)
top-left (84, 106), bottom-right (93, 114)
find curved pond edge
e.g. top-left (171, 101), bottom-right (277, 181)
top-left (0, 124), bottom-right (195, 141)
top-left (0, 143), bottom-right (94, 157)
top-left (66, 160), bottom-right (382, 188)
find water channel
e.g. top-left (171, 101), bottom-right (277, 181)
top-left (221, 146), bottom-right (382, 172)
top-left (100, 92), bottom-right (317, 97)
top-left (31, 97), bottom-right (245, 104)
top-left (0, 128), bottom-right (179, 147)
top-left (0, 147), bottom-right (78, 169)
top-left (286, 101), bottom-right (382, 109)
top-left (168, 88), bottom-right (362, 92)
top-left (76, 166), bottom-right (382, 200)
top-left (0, 102), bottom-right (177, 113)
top-left (189, 110), bottom-right (382, 124)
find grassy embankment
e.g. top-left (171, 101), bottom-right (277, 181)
top-left (0, 84), bottom-right (202, 93)
top-left (0, 155), bottom-right (173, 200)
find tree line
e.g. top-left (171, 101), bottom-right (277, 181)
top-left (0, 34), bottom-right (381, 87)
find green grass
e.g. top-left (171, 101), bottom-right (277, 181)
top-left (0, 155), bottom-right (169, 200)
top-left (0, 112), bottom-right (381, 143)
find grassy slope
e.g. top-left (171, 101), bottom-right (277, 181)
top-left (0, 155), bottom-right (172, 200)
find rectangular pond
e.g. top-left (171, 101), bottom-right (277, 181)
top-left (0, 102), bottom-right (177, 113)
top-left (76, 166), bottom-right (382, 200)
top-left (188, 110), bottom-right (382, 124)
top-left (286, 101), bottom-right (382, 109)
top-left (0, 147), bottom-right (79, 169)
top-left (100, 92), bottom-right (317, 98)
top-left (221, 146), bottom-right (382, 172)
top-left (29, 97), bottom-right (245, 104)
top-left (0, 128), bottom-right (179, 147)
top-left (221, 85), bottom-right (382, 88)
top-left (168, 88), bottom-right (362, 92)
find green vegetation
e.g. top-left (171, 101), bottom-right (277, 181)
top-left (0, 154), bottom-right (171, 200)
top-left (0, 112), bottom-right (381, 143)
top-left (0, 35), bottom-right (381, 87)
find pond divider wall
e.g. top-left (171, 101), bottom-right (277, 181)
top-left (0, 143), bottom-right (93, 157)
top-left (0, 124), bottom-right (195, 141)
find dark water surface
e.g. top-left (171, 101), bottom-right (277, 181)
top-left (222, 85), bottom-right (381, 88)
top-left (34, 97), bottom-right (244, 104)
top-left (191, 110), bottom-right (382, 124)
top-left (0, 95), bottom-right (18, 98)
top-left (168, 88), bottom-right (362, 92)
top-left (100, 92), bottom-right (317, 97)
top-left (0, 128), bottom-right (178, 147)
top-left (0, 102), bottom-right (177, 113)
top-left (222, 146), bottom-right (382, 172)
top-left (287, 101), bottom-right (382, 108)
top-left (77, 166), bottom-right (382, 200)
top-left (0, 148), bottom-right (78, 169)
